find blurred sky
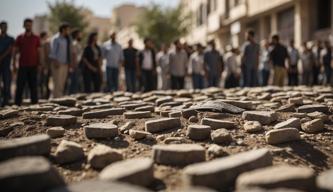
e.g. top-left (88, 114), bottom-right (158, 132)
top-left (0, 0), bottom-right (179, 36)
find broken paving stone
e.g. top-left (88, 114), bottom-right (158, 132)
top-left (50, 180), bottom-right (151, 192)
top-left (307, 111), bottom-right (329, 122)
top-left (156, 96), bottom-right (173, 106)
top-left (275, 104), bottom-right (295, 112)
top-left (119, 121), bottom-right (135, 133)
top-left (129, 130), bottom-right (151, 140)
top-left (0, 157), bottom-right (65, 192)
top-left (163, 137), bottom-right (187, 144)
top-left (288, 97), bottom-right (303, 105)
top-left (99, 158), bottom-right (154, 187)
top-left (46, 115), bottom-right (77, 126)
top-left (194, 100), bottom-right (245, 114)
top-left (187, 124), bottom-right (211, 141)
top-left (57, 108), bottom-right (83, 116)
top-left (297, 104), bottom-right (329, 113)
top-left (317, 168), bottom-right (333, 191)
top-left (265, 128), bottom-right (300, 145)
top-left (0, 134), bottom-right (50, 161)
top-left (236, 165), bottom-right (316, 191)
top-left (221, 100), bottom-right (254, 110)
top-left (135, 105), bottom-right (155, 112)
top-left (183, 148), bottom-right (272, 190)
top-left (47, 127), bottom-right (65, 138)
top-left (54, 140), bottom-right (84, 164)
top-left (182, 108), bottom-right (198, 119)
top-left (243, 121), bottom-right (263, 133)
top-left (189, 116), bottom-right (199, 123)
top-left (169, 111), bottom-right (182, 118)
top-left (0, 109), bottom-right (19, 119)
top-left (50, 97), bottom-right (76, 107)
top-left (211, 129), bottom-right (233, 144)
top-left (145, 118), bottom-right (181, 133)
top-left (207, 144), bottom-right (228, 158)
top-left (201, 118), bottom-right (236, 129)
top-left (124, 111), bottom-right (151, 119)
top-left (152, 144), bottom-right (205, 166)
top-left (84, 123), bottom-right (119, 139)
top-left (82, 108), bottom-right (125, 119)
top-left (274, 118), bottom-right (301, 129)
top-left (88, 144), bottom-right (123, 169)
top-left (301, 119), bottom-right (324, 133)
top-left (242, 111), bottom-right (277, 125)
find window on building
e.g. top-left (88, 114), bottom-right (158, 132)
top-left (317, 0), bottom-right (331, 29)
top-left (197, 3), bottom-right (206, 26)
top-left (278, 8), bottom-right (295, 44)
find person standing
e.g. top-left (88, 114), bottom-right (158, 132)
top-left (49, 23), bottom-right (72, 98)
top-left (204, 40), bottom-right (224, 87)
top-left (123, 39), bottom-right (137, 92)
top-left (241, 30), bottom-right (260, 87)
top-left (38, 31), bottom-right (51, 99)
top-left (13, 18), bottom-right (40, 105)
top-left (259, 40), bottom-right (271, 86)
top-left (224, 46), bottom-right (240, 88)
top-left (312, 40), bottom-right (322, 85)
top-left (169, 39), bottom-right (188, 90)
top-left (0, 21), bottom-right (15, 106)
top-left (300, 42), bottom-right (315, 86)
top-left (269, 34), bottom-right (289, 87)
top-left (156, 44), bottom-right (170, 90)
top-left (137, 38), bottom-right (156, 92)
top-left (287, 39), bottom-right (300, 86)
top-left (68, 29), bottom-right (83, 94)
top-left (189, 43), bottom-right (205, 89)
top-left (102, 32), bottom-right (123, 92)
top-left (321, 40), bottom-right (332, 85)
top-left (82, 32), bottom-right (102, 93)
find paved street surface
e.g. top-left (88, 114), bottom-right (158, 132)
top-left (0, 86), bottom-right (333, 192)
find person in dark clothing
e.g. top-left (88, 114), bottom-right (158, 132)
top-left (82, 32), bottom-right (102, 93)
top-left (123, 39), bottom-right (138, 92)
top-left (312, 40), bottom-right (322, 85)
top-left (137, 38), bottom-right (156, 92)
top-left (0, 21), bottom-right (15, 106)
top-left (204, 40), bottom-right (224, 87)
top-left (13, 18), bottom-right (40, 106)
top-left (321, 40), bottom-right (332, 85)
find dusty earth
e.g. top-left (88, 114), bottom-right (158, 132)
top-left (1, 86), bottom-right (333, 191)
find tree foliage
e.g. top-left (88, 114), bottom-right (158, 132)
top-left (135, 4), bottom-right (191, 47)
top-left (47, 0), bottom-right (88, 34)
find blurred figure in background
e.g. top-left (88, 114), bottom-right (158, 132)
top-left (169, 39), bottom-right (188, 90)
top-left (241, 30), bottom-right (259, 87)
top-left (321, 40), bottom-right (332, 85)
top-left (204, 40), bottom-right (223, 87)
top-left (312, 40), bottom-right (322, 85)
top-left (38, 31), bottom-right (50, 99)
top-left (287, 39), bottom-right (300, 86)
top-left (300, 42), bottom-right (315, 86)
top-left (0, 21), bottom-right (15, 106)
top-left (189, 43), bottom-right (205, 89)
top-left (82, 32), bottom-right (102, 93)
top-left (123, 39), bottom-right (138, 92)
top-left (49, 23), bottom-right (72, 98)
top-left (156, 43), bottom-right (170, 90)
top-left (13, 18), bottom-right (40, 105)
top-left (103, 32), bottom-right (123, 92)
top-left (224, 45), bottom-right (240, 88)
top-left (259, 39), bottom-right (271, 86)
top-left (269, 34), bottom-right (289, 87)
top-left (68, 29), bottom-right (83, 94)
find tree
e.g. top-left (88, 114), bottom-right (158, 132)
top-left (135, 4), bottom-right (191, 48)
top-left (47, 0), bottom-right (88, 34)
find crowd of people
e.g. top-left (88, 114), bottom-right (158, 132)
top-left (0, 18), bottom-right (332, 106)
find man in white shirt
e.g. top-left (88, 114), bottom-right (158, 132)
top-left (189, 43), bottom-right (205, 89)
top-left (102, 32), bottom-right (124, 92)
top-left (169, 39), bottom-right (188, 90)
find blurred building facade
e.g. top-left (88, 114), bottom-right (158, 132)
top-left (111, 4), bottom-right (146, 49)
top-left (182, 0), bottom-right (333, 49)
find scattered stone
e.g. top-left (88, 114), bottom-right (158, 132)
top-left (0, 134), bottom-right (50, 161)
top-left (201, 118), bottom-right (236, 129)
top-left (135, 105), bottom-right (155, 112)
top-left (0, 157), bottom-right (65, 192)
top-left (46, 115), bottom-right (77, 126)
top-left (0, 109), bottom-right (19, 119)
top-left (266, 128), bottom-right (300, 145)
top-left (211, 129), bottom-right (233, 144)
top-left (124, 111), bottom-right (151, 119)
top-left (145, 118), bottom-right (181, 133)
top-left (307, 111), bottom-right (328, 122)
top-left (129, 130), bottom-right (151, 140)
top-left (317, 169), bottom-right (333, 191)
top-left (242, 111), bottom-right (277, 125)
top-left (88, 144), bottom-right (123, 169)
top-left (152, 144), bottom-right (205, 166)
top-left (47, 127), bottom-right (65, 138)
top-left (119, 121), bottom-right (135, 133)
top-left (297, 104), bottom-right (329, 113)
top-left (183, 148), bottom-right (272, 190)
top-left (187, 124), bottom-right (211, 140)
top-left (51, 97), bottom-right (76, 107)
top-left (57, 108), bottom-right (83, 116)
top-left (301, 119), bottom-right (324, 133)
top-left (291, 113), bottom-right (307, 118)
top-left (169, 111), bottom-right (182, 118)
top-left (275, 104), bottom-right (295, 112)
top-left (194, 100), bottom-right (245, 114)
top-left (84, 123), bottom-right (119, 139)
top-left (100, 158), bottom-right (154, 186)
top-left (54, 140), bottom-right (84, 164)
top-left (82, 108), bottom-right (125, 119)
top-left (189, 116), bottom-right (199, 123)
top-left (163, 137), bottom-right (187, 144)
top-left (288, 97), bottom-right (303, 105)
top-left (156, 96), bottom-right (173, 106)
top-left (236, 165), bottom-right (316, 191)
top-left (274, 118), bottom-right (301, 129)
top-left (182, 108), bottom-right (198, 119)
top-left (243, 121), bottom-right (263, 133)
top-left (207, 144), bottom-right (228, 158)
